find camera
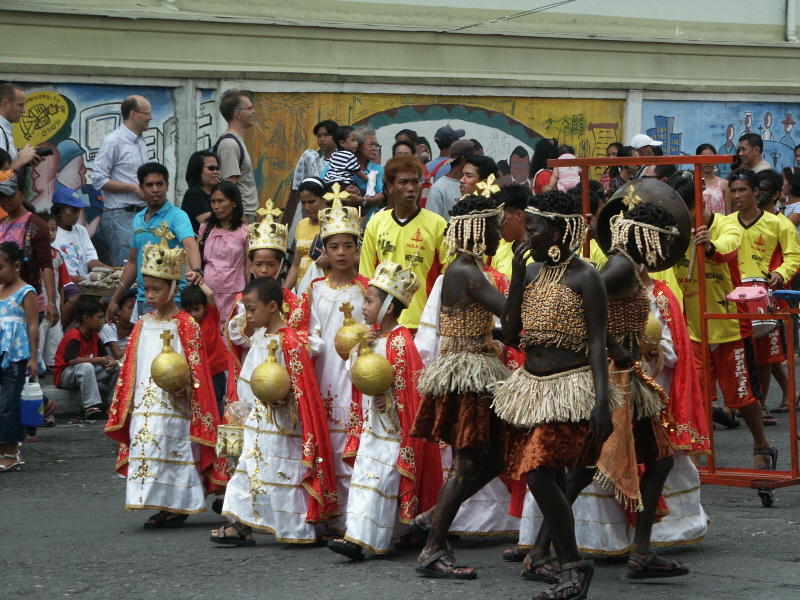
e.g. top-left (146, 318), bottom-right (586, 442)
top-left (35, 146), bottom-right (54, 157)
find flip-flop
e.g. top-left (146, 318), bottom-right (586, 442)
top-left (210, 522), bottom-right (255, 546)
top-left (328, 539), bottom-right (365, 561)
top-left (771, 404), bottom-right (791, 413)
top-left (762, 407), bottom-right (777, 426)
top-left (503, 546), bottom-right (526, 562)
top-left (144, 511), bottom-right (189, 529)
top-left (712, 406), bottom-right (740, 429)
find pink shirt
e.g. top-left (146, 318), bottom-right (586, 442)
top-left (199, 222), bottom-right (249, 326)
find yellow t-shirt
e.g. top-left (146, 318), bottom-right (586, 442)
top-left (650, 267), bottom-right (683, 307)
top-left (294, 218), bottom-right (321, 283)
top-left (359, 207), bottom-right (448, 329)
top-left (675, 214), bottom-right (743, 343)
top-left (491, 239), bottom-right (515, 280)
top-left (589, 238), bottom-right (608, 269)
top-left (728, 210), bottom-right (800, 283)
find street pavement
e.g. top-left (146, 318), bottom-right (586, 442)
top-left (2, 393), bottom-right (800, 599)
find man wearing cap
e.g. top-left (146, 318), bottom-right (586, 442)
top-left (425, 140), bottom-right (474, 222)
top-left (426, 126), bottom-right (465, 183)
top-left (738, 133), bottom-right (772, 173)
top-left (630, 133), bottom-right (663, 158)
top-left (51, 187), bottom-right (112, 284)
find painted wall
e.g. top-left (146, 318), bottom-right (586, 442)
top-left (247, 92), bottom-right (624, 205)
top-left (641, 99), bottom-right (800, 176)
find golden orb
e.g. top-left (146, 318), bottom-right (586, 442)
top-left (250, 339), bottom-right (292, 405)
top-left (334, 301), bottom-right (369, 360)
top-left (350, 331), bottom-right (394, 396)
top-left (640, 312), bottom-right (663, 353)
top-left (151, 329), bottom-right (190, 392)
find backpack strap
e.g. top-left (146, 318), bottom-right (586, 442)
top-left (213, 133), bottom-right (246, 169)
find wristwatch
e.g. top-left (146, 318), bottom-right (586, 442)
top-left (361, 199), bottom-right (369, 209)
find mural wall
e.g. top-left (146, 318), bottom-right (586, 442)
top-left (248, 93), bottom-right (625, 207)
top-left (641, 99), bottom-right (800, 176)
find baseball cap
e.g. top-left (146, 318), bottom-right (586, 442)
top-left (630, 134), bottom-right (663, 150)
top-left (0, 169), bottom-right (20, 196)
top-left (434, 126), bottom-right (465, 147)
top-left (449, 140), bottom-right (476, 164)
top-left (52, 187), bottom-right (89, 208)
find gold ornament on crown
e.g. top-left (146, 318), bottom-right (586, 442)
top-left (368, 252), bottom-right (422, 309)
top-left (622, 186), bottom-right (643, 209)
top-left (319, 184), bottom-right (361, 240)
top-left (140, 221), bottom-right (186, 280)
top-left (248, 199), bottom-right (288, 253)
top-left (524, 207), bottom-right (589, 254)
top-left (610, 215), bottom-right (678, 267)
top-left (476, 173), bottom-right (501, 198)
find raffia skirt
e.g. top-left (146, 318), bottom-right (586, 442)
top-left (411, 391), bottom-right (507, 451)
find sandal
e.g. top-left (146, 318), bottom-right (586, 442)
top-left (415, 549), bottom-right (477, 580)
top-left (85, 406), bottom-right (103, 421)
top-left (712, 406), bottom-right (740, 429)
top-left (210, 521), bottom-right (255, 546)
top-left (521, 555), bottom-right (560, 584)
top-left (0, 453), bottom-right (23, 473)
top-left (762, 407), bottom-right (777, 426)
top-left (771, 403), bottom-right (791, 413)
top-left (328, 539), bottom-right (365, 561)
top-left (627, 551), bottom-right (688, 579)
top-left (503, 546), bottom-right (526, 562)
top-left (754, 445), bottom-right (778, 470)
top-left (537, 559), bottom-right (593, 600)
top-left (144, 511), bottom-right (189, 529)
top-left (409, 512), bottom-right (432, 543)
top-left (393, 532), bottom-right (423, 551)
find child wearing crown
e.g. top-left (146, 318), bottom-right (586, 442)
top-left (210, 277), bottom-right (339, 546)
top-left (326, 259), bottom-right (442, 560)
top-left (105, 222), bottom-right (225, 529)
top-left (287, 196), bottom-right (369, 536)
top-left (225, 201), bottom-right (299, 404)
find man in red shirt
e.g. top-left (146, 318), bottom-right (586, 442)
top-left (54, 297), bottom-right (119, 420)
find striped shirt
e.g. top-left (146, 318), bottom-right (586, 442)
top-left (324, 149), bottom-right (360, 184)
top-left (91, 124), bottom-right (148, 210)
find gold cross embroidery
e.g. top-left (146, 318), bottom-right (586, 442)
top-left (476, 173), bottom-right (501, 198)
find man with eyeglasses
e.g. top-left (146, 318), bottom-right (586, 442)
top-left (727, 168), bottom-right (800, 428)
top-left (93, 95), bottom-right (152, 267)
top-left (216, 90), bottom-right (258, 223)
top-left (737, 133), bottom-right (772, 173)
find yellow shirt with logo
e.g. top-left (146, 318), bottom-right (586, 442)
top-left (359, 207), bottom-right (448, 329)
top-left (675, 214), bottom-right (744, 344)
top-left (727, 210), bottom-right (800, 284)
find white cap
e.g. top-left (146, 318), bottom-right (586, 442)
top-left (630, 134), bottom-right (663, 149)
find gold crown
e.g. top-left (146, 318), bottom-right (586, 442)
top-left (319, 183), bottom-right (361, 240)
top-left (140, 222), bottom-right (187, 281)
top-left (369, 258), bottom-right (421, 308)
top-left (248, 199), bottom-right (288, 253)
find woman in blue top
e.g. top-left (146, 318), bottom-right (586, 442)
top-left (0, 241), bottom-right (40, 472)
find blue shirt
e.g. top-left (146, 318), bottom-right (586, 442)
top-left (131, 202), bottom-right (194, 302)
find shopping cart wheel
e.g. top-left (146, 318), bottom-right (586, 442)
top-left (758, 489), bottom-right (774, 507)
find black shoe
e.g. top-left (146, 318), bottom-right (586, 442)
top-left (712, 406), bottom-right (740, 429)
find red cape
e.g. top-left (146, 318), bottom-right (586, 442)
top-left (653, 280), bottom-right (710, 455)
top-left (105, 311), bottom-right (227, 491)
top-left (342, 327), bottom-right (442, 522)
top-left (279, 326), bottom-right (341, 523)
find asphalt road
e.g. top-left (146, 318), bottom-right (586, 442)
top-left (2, 396), bottom-right (800, 599)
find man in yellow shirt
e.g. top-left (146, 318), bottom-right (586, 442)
top-left (360, 155), bottom-right (448, 331)
top-left (671, 174), bottom-right (774, 470)
top-left (492, 183), bottom-right (531, 279)
top-left (727, 168), bottom-right (800, 422)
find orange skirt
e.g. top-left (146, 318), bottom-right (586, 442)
top-left (411, 391), bottom-right (506, 451)
top-left (633, 414), bottom-right (674, 464)
top-left (504, 420), bottom-right (602, 478)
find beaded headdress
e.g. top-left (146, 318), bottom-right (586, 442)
top-left (524, 206), bottom-right (589, 253)
top-left (319, 183), bottom-right (361, 240)
top-left (140, 222), bottom-right (186, 281)
top-left (248, 199), bottom-right (288, 253)
top-left (369, 257), bottom-right (421, 308)
top-left (447, 176), bottom-right (503, 258)
top-left (610, 214), bottom-right (679, 267)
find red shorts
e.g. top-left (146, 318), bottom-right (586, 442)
top-left (692, 338), bottom-right (761, 410)
top-left (753, 325), bottom-right (786, 366)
